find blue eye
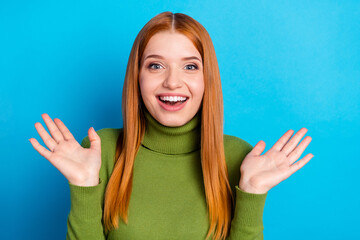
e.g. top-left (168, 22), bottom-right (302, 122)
top-left (185, 64), bottom-right (198, 70)
top-left (147, 63), bottom-right (198, 70)
top-left (148, 63), bottom-right (162, 70)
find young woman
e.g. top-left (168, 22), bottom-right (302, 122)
top-left (29, 11), bottom-right (313, 240)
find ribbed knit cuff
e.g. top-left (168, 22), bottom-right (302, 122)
top-left (232, 185), bottom-right (267, 227)
top-left (69, 179), bottom-right (104, 220)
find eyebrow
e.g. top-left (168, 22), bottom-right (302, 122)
top-left (144, 54), bottom-right (202, 63)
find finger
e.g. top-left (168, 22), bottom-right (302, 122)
top-left (54, 118), bottom-right (75, 141)
top-left (282, 128), bottom-right (308, 156)
top-left (270, 129), bottom-right (294, 152)
top-left (29, 138), bottom-right (53, 160)
top-left (42, 113), bottom-right (65, 143)
top-left (288, 153), bottom-right (313, 176)
top-left (287, 136), bottom-right (312, 165)
top-left (30, 138), bottom-right (79, 178)
top-left (88, 127), bottom-right (101, 153)
top-left (248, 140), bottom-right (265, 156)
top-left (34, 122), bottom-right (57, 151)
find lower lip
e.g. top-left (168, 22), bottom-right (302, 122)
top-left (157, 97), bottom-right (188, 112)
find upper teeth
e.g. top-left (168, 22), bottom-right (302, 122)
top-left (159, 96), bottom-right (187, 102)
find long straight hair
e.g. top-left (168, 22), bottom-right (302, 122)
top-left (103, 11), bottom-right (233, 240)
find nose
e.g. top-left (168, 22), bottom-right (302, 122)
top-left (162, 67), bottom-right (182, 89)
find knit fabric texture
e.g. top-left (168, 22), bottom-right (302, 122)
top-left (66, 111), bottom-right (267, 240)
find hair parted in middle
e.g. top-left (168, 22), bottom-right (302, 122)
top-left (103, 11), bottom-right (233, 240)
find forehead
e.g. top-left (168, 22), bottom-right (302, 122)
top-left (143, 31), bottom-right (201, 60)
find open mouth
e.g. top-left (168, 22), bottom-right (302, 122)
top-left (158, 96), bottom-right (188, 106)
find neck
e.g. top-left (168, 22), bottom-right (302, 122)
top-left (141, 110), bottom-right (201, 154)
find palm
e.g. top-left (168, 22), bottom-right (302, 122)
top-left (239, 128), bottom-right (313, 194)
top-left (29, 113), bottom-right (101, 186)
top-left (50, 138), bottom-right (101, 183)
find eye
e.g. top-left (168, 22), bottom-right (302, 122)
top-left (185, 64), bottom-right (198, 70)
top-left (147, 63), bottom-right (163, 70)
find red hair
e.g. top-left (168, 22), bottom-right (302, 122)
top-left (104, 11), bottom-right (233, 240)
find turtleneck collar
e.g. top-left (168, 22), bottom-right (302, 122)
top-left (141, 110), bottom-right (201, 155)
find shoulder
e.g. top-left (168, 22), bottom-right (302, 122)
top-left (223, 134), bottom-right (253, 161)
top-left (80, 128), bottom-right (123, 148)
top-left (223, 134), bottom-right (253, 188)
top-left (80, 128), bottom-right (123, 181)
top-left (96, 128), bottom-right (123, 142)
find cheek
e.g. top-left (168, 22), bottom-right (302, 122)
top-left (189, 77), bottom-right (205, 101)
top-left (139, 78), bottom-right (149, 105)
top-left (139, 74), bottom-right (157, 103)
top-left (139, 77), bottom-right (145, 97)
top-left (139, 74), bottom-right (149, 94)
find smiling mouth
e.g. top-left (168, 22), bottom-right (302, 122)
top-left (158, 96), bottom-right (188, 105)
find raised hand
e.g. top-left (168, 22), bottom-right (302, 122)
top-left (239, 128), bottom-right (313, 194)
top-left (29, 113), bottom-right (102, 186)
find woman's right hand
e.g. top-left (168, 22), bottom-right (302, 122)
top-left (29, 113), bottom-right (101, 187)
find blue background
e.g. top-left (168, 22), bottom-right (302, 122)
top-left (1, 0), bottom-right (359, 239)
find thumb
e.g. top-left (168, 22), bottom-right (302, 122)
top-left (249, 140), bottom-right (266, 156)
top-left (88, 127), bottom-right (101, 152)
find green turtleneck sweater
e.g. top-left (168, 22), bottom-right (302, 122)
top-left (66, 111), bottom-right (267, 240)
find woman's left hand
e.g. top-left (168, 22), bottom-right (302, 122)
top-left (239, 128), bottom-right (314, 194)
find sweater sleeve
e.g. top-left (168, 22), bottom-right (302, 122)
top-left (66, 135), bottom-right (107, 240)
top-left (224, 135), bottom-right (268, 240)
top-left (226, 187), bottom-right (267, 239)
